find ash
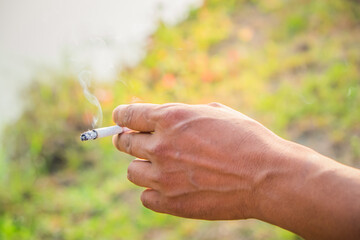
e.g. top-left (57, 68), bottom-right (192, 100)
top-left (80, 130), bottom-right (98, 141)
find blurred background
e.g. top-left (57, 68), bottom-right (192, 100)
top-left (0, 0), bottom-right (359, 239)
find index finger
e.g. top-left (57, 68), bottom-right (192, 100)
top-left (112, 103), bottom-right (159, 132)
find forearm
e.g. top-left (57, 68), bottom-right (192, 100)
top-left (253, 139), bottom-right (360, 239)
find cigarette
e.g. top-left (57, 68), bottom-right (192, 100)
top-left (80, 125), bottom-right (123, 141)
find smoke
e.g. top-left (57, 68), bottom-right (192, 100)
top-left (78, 70), bottom-right (103, 128)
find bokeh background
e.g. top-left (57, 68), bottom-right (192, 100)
top-left (1, 0), bottom-right (360, 239)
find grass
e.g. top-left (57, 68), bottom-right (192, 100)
top-left (1, 0), bottom-right (359, 239)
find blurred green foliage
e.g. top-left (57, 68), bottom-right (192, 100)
top-left (1, 0), bottom-right (359, 239)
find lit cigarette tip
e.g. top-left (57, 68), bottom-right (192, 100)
top-left (80, 130), bottom-right (98, 141)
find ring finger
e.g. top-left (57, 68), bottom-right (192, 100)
top-left (127, 159), bottom-right (157, 189)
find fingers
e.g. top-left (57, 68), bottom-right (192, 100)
top-left (127, 160), bottom-right (166, 214)
top-left (127, 159), bottom-right (155, 188)
top-left (208, 102), bottom-right (235, 112)
top-left (112, 131), bottom-right (153, 159)
top-left (207, 102), bottom-right (248, 118)
top-left (112, 103), bottom-right (159, 132)
top-left (140, 189), bottom-right (166, 213)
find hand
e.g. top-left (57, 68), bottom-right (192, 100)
top-left (112, 102), bottom-right (360, 239)
top-left (112, 102), bottom-right (286, 220)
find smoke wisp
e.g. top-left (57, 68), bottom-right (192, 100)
top-left (78, 70), bottom-right (103, 128)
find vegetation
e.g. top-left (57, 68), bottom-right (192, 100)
top-left (1, 0), bottom-right (359, 239)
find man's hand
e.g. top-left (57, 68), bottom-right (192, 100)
top-left (112, 103), bottom-right (360, 240)
top-left (112, 102), bottom-right (281, 219)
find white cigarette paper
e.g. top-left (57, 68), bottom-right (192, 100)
top-left (80, 125), bottom-right (123, 141)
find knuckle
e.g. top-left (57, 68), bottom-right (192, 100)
top-left (152, 172), bottom-right (161, 185)
top-left (154, 104), bottom-right (192, 126)
top-left (161, 109), bottom-right (177, 124)
top-left (208, 102), bottom-right (223, 108)
top-left (151, 142), bottom-right (169, 157)
top-left (153, 172), bottom-right (168, 186)
top-left (177, 120), bottom-right (192, 132)
top-left (160, 103), bottom-right (182, 109)
top-left (162, 108), bottom-right (189, 125)
top-left (154, 174), bottom-right (177, 196)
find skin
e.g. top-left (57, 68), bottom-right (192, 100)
top-left (112, 102), bottom-right (360, 240)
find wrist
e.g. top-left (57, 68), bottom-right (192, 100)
top-left (250, 139), bottom-right (329, 225)
top-left (250, 138), bottom-right (360, 239)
